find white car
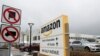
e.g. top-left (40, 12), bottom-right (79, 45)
top-left (96, 36), bottom-right (100, 43)
top-left (70, 40), bottom-right (100, 52)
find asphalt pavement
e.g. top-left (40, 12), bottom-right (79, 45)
top-left (1, 47), bottom-right (100, 56)
top-left (11, 47), bottom-right (33, 56)
top-left (0, 49), bottom-right (9, 56)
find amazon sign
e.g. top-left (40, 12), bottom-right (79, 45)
top-left (40, 15), bottom-right (69, 56)
top-left (41, 20), bottom-right (60, 33)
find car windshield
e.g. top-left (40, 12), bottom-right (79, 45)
top-left (97, 37), bottom-right (100, 39)
top-left (81, 40), bottom-right (89, 43)
top-left (86, 39), bottom-right (96, 42)
top-left (72, 41), bottom-right (81, 44)
top-left (81, 39), bottom-right (96, 43)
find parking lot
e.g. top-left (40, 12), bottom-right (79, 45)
top-left (11, 47), bottom-right (100, 56)
top-left (0, 47), bottom-right (46, 56)
top-left (0, 47), bottom-right (100, 56)
top-left (0, 49), bottom-right (9, 56)
top-left (0, 47), bottom-right (31, 56)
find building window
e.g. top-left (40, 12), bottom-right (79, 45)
top-left (27, 35), bottom-right (29, 41)
top-left (38, 36), bottom-right (40, 40)
top-left (33, 36), bottom-right (37, 40)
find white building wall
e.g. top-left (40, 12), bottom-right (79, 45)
top-left (32, 29), bottom-right (40, 44)
top-left (20, 32), bottom-right (97, 44)
top-left (69, 33), bottom-right (96, 40)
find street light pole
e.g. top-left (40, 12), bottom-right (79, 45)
top-left (28, 23), bottom-right (34, 55)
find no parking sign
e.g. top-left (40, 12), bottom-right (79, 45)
top-left (1, 5), bottom-right (21, 56)
top-left (1, 5), bottom-right (21, 43)
top-left (1, 25), bottom-right (20, 42)
top-left (1, 5), bottom-right (21, 25)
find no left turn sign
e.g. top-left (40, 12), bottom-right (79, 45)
top-left (1, 25), bottom-right (20, 42)
top-left (1, 5), bottom-right (21, 25)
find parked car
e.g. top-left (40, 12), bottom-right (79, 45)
top-left (19, 43), bottom-right (40, 52)
top-left (96, 36), bottom-right (100, 43)
top-left (70, 39), bottom-right (100, 52)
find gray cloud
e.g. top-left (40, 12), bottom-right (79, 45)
top-left (0, 0), bottom-right (100, 35)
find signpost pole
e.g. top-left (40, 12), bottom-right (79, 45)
top-left (8, 43), bottom-right (11, 56)
top-left (9, 24), bottom-right (12, 56)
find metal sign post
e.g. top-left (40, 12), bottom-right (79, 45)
top-left (1, 5), bottom-right (21, 56)
top-left (8, 43), bottom-right (11, 56)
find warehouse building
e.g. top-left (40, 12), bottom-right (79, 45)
top-left (70, 33), bottom-right (96, 42)
top-left (20, 32), bottom-right (97, 44)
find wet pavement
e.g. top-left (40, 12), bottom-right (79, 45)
top-left (0, 49), bottom-right (9, 56)
top-left (0, 47), bottom-right (33, 56)
top-left (11, 47), bottom-right (33, 56)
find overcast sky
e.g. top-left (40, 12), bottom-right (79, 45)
top-left (0, 0), bottom-right (100, 35)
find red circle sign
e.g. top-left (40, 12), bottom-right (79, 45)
top-left (1, 26), bottom-right (19, 42)
top-left (3, 8), bottom-right (20, 24)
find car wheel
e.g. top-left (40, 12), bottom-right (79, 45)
top-left (84, 47), bottom-right (90, 52)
